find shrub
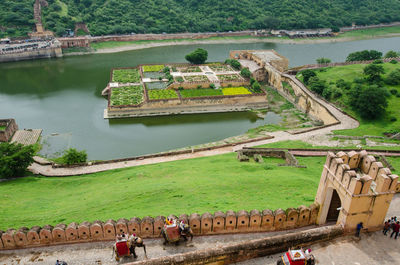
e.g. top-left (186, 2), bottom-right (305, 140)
top-left (372, 59), bottom-right (383, 64)
top-left (60, 148), bottom-right (87, 165)
top-left (197, 85), bottom-right (202, 89)
top-left (363, 63), bottom-right (385, 83)
top-left (308, 76), bottom-right (326, 95)
top-left (301, 69), bottom-right (316, 85)
top-left (209, 83), bottom-right (216, 89)
top-left (390, 117), bottom-right (397, 122)
top-left (316, 58), bottom-right (331, 64)
top-left (240, 68), bottom-right (251, 78)
top-left (252, 81), bottom-right (261, 92)
top-left (331, 87), bottom-right (343, 99)
top-left (225, 59), bottom-right (241, 70)
top-left (386, 69), bottom-right (400, 85)
top-left (336, 79), bottom-right (351, 90)
top-left (384, 50), bottom-right (399, 58)
top-left (390, 89), bottom-right (398, 95)
top-left (390, 60), bottom-right (398, 64)
top-left (0, 142), bottom-right (35, 179)
top-left (322, 86), bottom-right (332, 99)
top-left (163, 66), bottom-right (170, 73)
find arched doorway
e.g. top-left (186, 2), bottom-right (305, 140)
top-left (326, 189), bottom-right (341, 223)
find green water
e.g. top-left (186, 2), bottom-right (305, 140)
top-left (1, 38), bottom-right (399, 160)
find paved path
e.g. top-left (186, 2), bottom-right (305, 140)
top-left (28, 74), bottom-right (359, 176)
top-left (1, 195), bottom-right (398, 265)
top-left (11, 129), bottom-right (42, 146)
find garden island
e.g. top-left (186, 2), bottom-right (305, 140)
top-left (102, 49), bottom-right (288, 118)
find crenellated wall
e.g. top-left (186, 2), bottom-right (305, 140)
top-left (316, 150), bottom-right (399, 232)
top-left (0, 204), bottom-right (319, 250)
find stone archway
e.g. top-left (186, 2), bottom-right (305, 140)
top-left (317, 187), bottom-right (343, 225)
top-left (326, 189), bottom-right (341, 222)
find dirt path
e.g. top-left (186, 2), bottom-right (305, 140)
top-left (1, 195), bottom-right (398, 265)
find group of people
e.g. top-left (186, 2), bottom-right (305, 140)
top-left (383, 216), bottom-right (400, 239)
top-left (165, 217), bottom-right (186, 232)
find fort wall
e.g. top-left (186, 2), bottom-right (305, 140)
top-left (0, 47), bottom-right (62, 63)
top-left (0, 203), bottom-right (320, 250)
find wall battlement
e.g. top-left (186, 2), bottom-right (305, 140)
top-left (316, 150), bottom-right (399, 231)
top-left (0, 205), bottom-right (319, 250)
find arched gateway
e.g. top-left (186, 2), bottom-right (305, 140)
top-left (315, 150), bottom-right (399, 231)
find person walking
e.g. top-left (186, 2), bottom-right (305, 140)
top-left (383, 220), bottom-right (390, 235)
top-left (355, 222), bottom-right (363, 237)
top-left (390, 221), bottom-right (399, 239)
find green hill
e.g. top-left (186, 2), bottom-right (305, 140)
top-left (2, 0), bottom-right (400, 37)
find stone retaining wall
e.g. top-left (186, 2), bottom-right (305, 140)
top-left (0, 47), bottom-right (63, 63)
top-left (126, 225), bottom-right (343, 265)
top-left (0, 119), bottom-right (18, 142)
top-left (0, 204), bottom-right (319, 250)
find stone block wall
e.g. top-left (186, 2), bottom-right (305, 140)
top-left (0, 119), bottom-right (18, 142)
top-left (0, 204), bottom-right (319, 250)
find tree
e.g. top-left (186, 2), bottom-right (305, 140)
top-left (351, 85), bottom-right (388, 119)
top-left (61, 148), bottom-right (87, 165)
top-left (346, 50), bottom-right (382, 62)
top-left (185, 48), bottom-right (208, 64)
top-left (363, 63), bottom-right (385, 82)
top-left (316, 58), bottom-right (331, 64)
top-left (386, 69), bottom-right (400, 85)
top-left (331, 26), bottom-right (340, 33)
top-left (0, 142), bottom-right (34, 179)
top-left (384, 50), bottom-right (399, 58)
top-left (225, 59), bottom-right (241, 70)
top-left (308, 76), bottom-right (327, 95)
top-left (301, 69), bottom-right (316, 85)
top-left (240, 68), bottom-right (251, 78)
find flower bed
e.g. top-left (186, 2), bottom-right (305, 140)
top-left (148, 89), bottom-right (179, 100)
top-left (142, 65), bottom-right (165, 72)
top-left (184, 75), bottom-right (209, 82)
top-left (217, 74), bottom-right (242, 81)
top-left (180, 89), bottom-right (223, 98)
top-left (209, 65), bottom-right (232, 72)
top-left (143, 71), bottom-right (164, 79)
top-left (179, 66), bottom-right (202, 73)
top-left (112, 69), bottom-right (141, 83)
top-left (110, 85), bottom-right (144, 106)
top-left (222, 87), bottom-right (252, 95)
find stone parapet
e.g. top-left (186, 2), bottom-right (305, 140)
top-left (0, 203), bottom-right (319, 250)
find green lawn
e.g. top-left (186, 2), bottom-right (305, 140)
top-left (297, 63), bottom-right (400, 137)
top-left (0, 126), bottom-right (6, 131)
top-left (0, 154), bottom-right (324, 230)
top-left (257, 140), bottom-right (400, 151)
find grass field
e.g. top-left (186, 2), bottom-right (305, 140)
top-left (298, 63), bottom-right (400, 137)
top-left (0, 154), bottom-right (325, 230)
top-left (257, 140), bottom-right (400, 151)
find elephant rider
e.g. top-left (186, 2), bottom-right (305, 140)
top-left (179, 220), bottom-right (186, 232)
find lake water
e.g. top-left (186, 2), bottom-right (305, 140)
top-left (1, 37), bottom-right (399, 160)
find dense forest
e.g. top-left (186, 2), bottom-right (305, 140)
top-left (2, 0), bottom-right (400, 37)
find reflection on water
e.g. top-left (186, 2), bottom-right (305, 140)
top-left (1, 37), bottom-right (399, 159)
